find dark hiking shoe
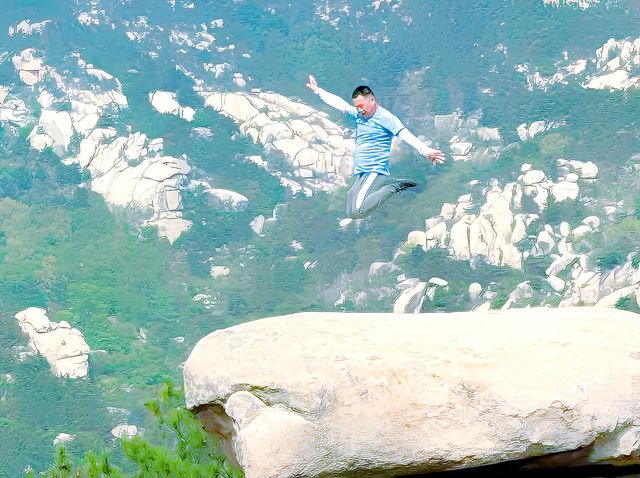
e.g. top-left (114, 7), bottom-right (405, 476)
top-left (394, 180), bottom-right (417, 192)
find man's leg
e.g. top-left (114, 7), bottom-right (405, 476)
top-left (345, 173), bottom-right (367, 219)
top-left (346, 173), bottom-right (415, 219)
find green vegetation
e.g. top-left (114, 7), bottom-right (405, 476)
top-left (29, 381), bottom-right (243, 477)
top-left (592, 218), bottom-right (640, 272)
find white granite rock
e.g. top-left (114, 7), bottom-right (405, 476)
top-left (12, 48), bottom-right (46, 85)
top-left (143, 217), bottom-right (192, 244)
top-left (393, 281), bottom-right (426, 313)
top-left (476, 127), bottom-right (500, 141)
top-left (15, 307), bottom-right (90, 378)
top-left (523, 183), bottom-right (549, 210)
top-left (407, 230), bottom-right (427, 250)
top-left (449, 215), bottom-right (474, 260)
top-left (233, 73), bottom-right (247, 88)
top-left (450, 141), bottom-right (472, 156)
top-left (425, 221), bottom-right (447, 249)
top-left (184, 308), bottom-right (640, 478)
top-left (440, 203), bottom-right (456, 221)
top-left (29, 133), bottom-right (54, 151)
top-left (210, 266), bottom-right (230, 278)
top-left (428, 277), bottom-right (448, 287)
top-left (39, 110), bottom-right (73, 156)
top-left (69, 129), bottom-right (193, 242)
top-left (250, 215), bottom-right (266, 236)
top-left (595, 285), bottom-right (637, 307)
top-left (9, 19), bottom-right (51, 36)
top-left (149, 90), bottom-right (195, 121)
top-left (522, 169), bottom-right (545, 185)
top-left (111, 424), bottom-right (138, 439)
top-left (517, 121), bottom-right (551, 141)
top-left (53, 433), bottom-right (75, 446)
top-left (468, 282), bottom-right (482, 301)
top-left (546, 257), bottom-right (571, 277)
top-left (501, 281), bottom-right (533, 309)
top-left (368, 261), bottom-right (398, 279)
top-left (582, 216), bottom-right (600, 229)
top-left (557, 159), bottom-right (598, 179)
top-left (572, 224), bottom-right (592, 239)
top-left (22, 62), bottom-right (194, 242)
top-left (552, 181), bottom-right (580, 202)
top-left (547, 275), bottom-right (566, 292)
top-left (0, 97), bottom-right (30, 125)
top-left (204, 188), bottom-right (248, 211)
top-left (585, 69), bottom-right (638, 90)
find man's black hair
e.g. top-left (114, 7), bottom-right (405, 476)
top-left (351, 85), bottom-right (374, 99)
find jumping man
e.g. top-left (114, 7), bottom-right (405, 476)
top-left (306, 75), bottom-right (445, 219)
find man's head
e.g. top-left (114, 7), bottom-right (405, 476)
top-left (352, 85), bottom-right (376, 118)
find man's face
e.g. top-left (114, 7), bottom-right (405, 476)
top-left (352, 94), bottom-right (375, 117)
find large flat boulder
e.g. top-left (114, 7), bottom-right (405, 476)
top-left (183, 307), bottom-right (640, 478)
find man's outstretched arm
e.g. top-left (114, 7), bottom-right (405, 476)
top-left (306, 75), bottom-right (357, 115)
top-left (398, 128), bottom-right (446, 165)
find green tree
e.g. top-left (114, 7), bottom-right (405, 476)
top-left (31, 381), bottom-right (243, 478)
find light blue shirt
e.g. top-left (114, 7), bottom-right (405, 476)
top-left (347, 105), bottom-right (405, 175)
top-left (316, 88), bottom-right (406, 175)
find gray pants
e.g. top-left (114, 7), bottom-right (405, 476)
top-left (346, 172), bottom-right (399, 219)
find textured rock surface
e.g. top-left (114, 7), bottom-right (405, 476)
top-left (184, 307), bottom-right (640, 478)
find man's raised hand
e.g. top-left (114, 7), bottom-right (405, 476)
top-left (306, 75), bottom-right (319, 93)
top-left (428, 150), bottom-right (445, 165)
top-left (417, 143), bottom-right (445, 165)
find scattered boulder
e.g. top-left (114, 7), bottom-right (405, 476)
top-left (393, 281), bottom-right (426, 313)
top-left (476, 127), bottom-right (500, 141)
top-left (450, 140), bottom-right (472, 158)
top-left (428, 277), bottom-right (448, 287)
top-left (111, 424), bottom-right (138, 439)
top-left (250, 215), bottom-right (266, 236)
top-left (205, 188), bottom-right (248, 211)
top-left (552, 180), bottom-right (580, 202)
top-left (210, 265), bottom-right (230, 278)
top-left (468, 282), bottom-right (482, 301)
top-left (557, 159), bottom-right (598, 180)
top-left (14, 307), bottom-right (90, 379)
top-left (522, 169), bottom-right (545, 185)
top-left (9, 19), bottom-right (51, 36)
top-left (12, 48), bottom-right (46, 85)
top-left (39, 110), bottom-right (73, 156)
top-left (517, 121), bottom-right (561, 141)
top-left (52, 433), bottom-right (75, 446)
top-left (149, 90), bottom-right (195, 121)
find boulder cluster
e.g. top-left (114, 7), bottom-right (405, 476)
top-left (391, 155), bottom-right (640, 312)
top-left (12, 50), bottom-right (196, 243)
top-left (584, 37), bottom-right (640, 90)
top-left (200, 90), bottom-right (354, 191)
top-left (521, 36), bottom-right (640, 91)
top-left (405, 160), bottom-right (598, 270)
top-left (433, 111), bottom-right (502, 162)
